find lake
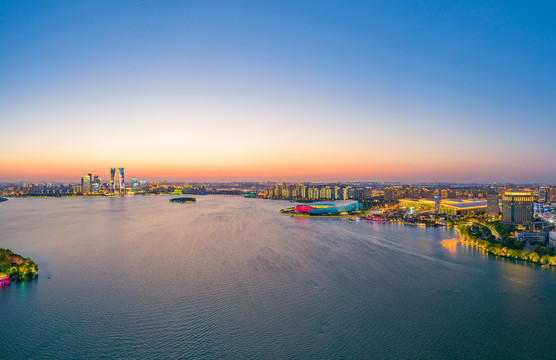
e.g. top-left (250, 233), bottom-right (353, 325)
top-left (1, 196), bottom-right (555, 359)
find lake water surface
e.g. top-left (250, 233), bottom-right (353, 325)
top-left (1, 196), bottom-right (555, 359)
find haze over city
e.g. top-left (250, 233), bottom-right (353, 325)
top-left (2, 1), bottom-right (555, 183)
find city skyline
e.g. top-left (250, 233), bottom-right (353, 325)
top-left (2, 2), bottom-right (556, 183)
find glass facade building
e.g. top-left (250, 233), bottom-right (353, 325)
top-left (294, 200), bottom-right (359, 215)
top-left (502, 192), bottom-right (533, 228)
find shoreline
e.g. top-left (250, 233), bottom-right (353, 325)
top-left (455, 225), bottom-right (556, 268)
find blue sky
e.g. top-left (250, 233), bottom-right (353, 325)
top-left (1, 1), bottom-right (555, 183)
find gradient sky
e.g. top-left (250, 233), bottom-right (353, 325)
top-left (1, 1), bottom-right (556, 183)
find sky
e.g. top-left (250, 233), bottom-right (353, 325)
top-left (1, 1), bottom-right (555, 183)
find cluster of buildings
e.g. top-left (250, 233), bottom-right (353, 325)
top-left (263, 182), bottom-right (376, 201)
top-left (399, 198), bottom-right (488, 217)
top-left (79, 168), bottom-right (141, 194)
top-left (399, 191), bottom-right (538, 226)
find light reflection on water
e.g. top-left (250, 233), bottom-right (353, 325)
top-left (0, 196), bottom-right (555, 359)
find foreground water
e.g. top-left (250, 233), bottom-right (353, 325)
top-left (0, 196), bottom-right (555, 359)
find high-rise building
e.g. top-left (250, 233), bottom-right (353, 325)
top-left (110, 168), bottom-right (125, 194)
top-left (132, 179), bottom-right (138, 191)
top-left (538, 186), bottom-right (547, 203)
top-left (81, 174), bottom-right (91, 193)
top-left (334, 186), bottom-right (342, 200)
top-left (502, 192), bottom-right (533, 228)
top-left (300, 185), bottom-right (308, 199)
top-left (487, 192), bottom-right (499, 220)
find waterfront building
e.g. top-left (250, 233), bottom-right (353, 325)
top-left (399, 198), bottom-right (487, 216)
top-left (515, 232), bottom-right (547, 244)
top-left (139, 180), bottom-right (147, 191)
top-left (110, 168), bottom-right (125, 194)
top-left (132, 179), bottom-right (139, 191)
top-left (502, 192), bottom-right (533, 228)
top-left (294, 200), bottom-right (360, 215)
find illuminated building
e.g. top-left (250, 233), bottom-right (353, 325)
top-left (300, 185), bottom-right (308, 199)
top-left (132, 179), bottom-right (138, 191)
top-left (110, 168), bottom-right (125, 194)
top-left (81, 174), bottom-right (91, 193)
top-left (502, 192), bottom-right (533, 228)
top-left (399, 198), bottom-right (487, 216)
top-left (294, 200), bottom-right (359, 215)
top-left (440, 189), bottom-right (449, 199)
top-left (486, 192), bottom-right (499, 220)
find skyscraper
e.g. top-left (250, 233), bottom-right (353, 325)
top-left (110, 168), bottom-right (125, 194)
top-left (486, 192), bottom-right (499, 220)
top-left (81, 174), bottom-right (91, 194)
top-left (502, 192), bottom-right (533, 228)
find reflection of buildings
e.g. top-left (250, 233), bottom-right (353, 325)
top-left (502, 192), bottom-right (533, 228)
top-left (110, 168), bottom-right (125, 194)
top-left (442, 239), bottom-right (458, 254)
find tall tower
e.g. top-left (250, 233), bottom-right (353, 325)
top-left (110, 168), bottom-right (125, 194)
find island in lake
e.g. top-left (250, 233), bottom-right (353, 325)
top-left (170, 197), bottom-right (196, 204)
top-left (0, 248), bottom-right (38, 286)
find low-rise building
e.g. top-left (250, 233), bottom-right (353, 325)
top-left (399, 198), bottom-right (487, 216)
top-left (515, 232), bottom-right (547, 244)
